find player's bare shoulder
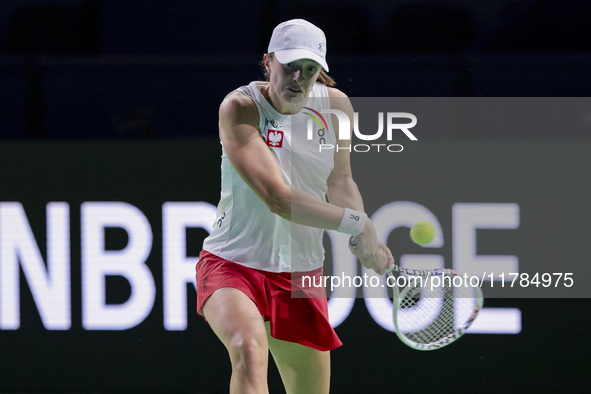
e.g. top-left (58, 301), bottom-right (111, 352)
top-left (219, 91), bottom-right (259, 130)
top-left (327, 87), bottom-right (354, 117)
top-left (327, 87), bottom-right (348, 99)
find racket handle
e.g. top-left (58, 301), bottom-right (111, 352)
top-left (349, 236), bottom-right (357, 247)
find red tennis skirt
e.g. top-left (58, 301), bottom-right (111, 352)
top-left (196, 250), bottom-right (342, 351)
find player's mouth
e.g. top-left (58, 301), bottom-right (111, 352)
top-left (286, 86), bottom-right (303, 93)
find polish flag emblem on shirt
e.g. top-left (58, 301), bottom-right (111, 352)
top-left (267, 130), bottom-right (284, 148)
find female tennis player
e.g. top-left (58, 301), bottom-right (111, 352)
top-left (197, 19), bottom-right (394, 394)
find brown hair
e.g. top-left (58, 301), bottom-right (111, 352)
top-left (260, 53), bottom-right (336, 87)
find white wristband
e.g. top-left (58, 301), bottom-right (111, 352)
top-left (337, 208), bottom-right (367, 236)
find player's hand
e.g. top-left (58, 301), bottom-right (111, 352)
top-left (348, 218), bottom-right (378, 260)
top-left (348, 220), bottom-right (393, 275)
top-left (377, 239), bottom-right (395, 273)
top-left (348, 247), bottom-right (389, 275)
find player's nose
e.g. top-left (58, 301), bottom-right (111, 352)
top-left (293, 70), bottom-right (301, 82)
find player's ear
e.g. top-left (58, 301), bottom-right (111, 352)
top-left (263, 54), bottom-right (271, 72)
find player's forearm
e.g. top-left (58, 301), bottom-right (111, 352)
top-left (326, 177), bottom-right (365, 213)
top-left (270, 187), bottom-right (344, 231)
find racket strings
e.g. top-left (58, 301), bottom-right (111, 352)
top-left (396, 280), bottom-right (477, 346)
top-left (399, 287), bottom-right (454, 343)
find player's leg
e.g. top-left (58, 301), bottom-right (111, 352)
top-left (266, 322), bottom-right (330, 394)
top-left (202, 287), bottom-right (269, 394)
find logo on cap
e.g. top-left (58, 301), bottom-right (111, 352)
top-left (319, 43), bottom-right (323, 51)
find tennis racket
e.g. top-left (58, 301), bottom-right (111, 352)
top-left (350, 236), bottom-right (483, 351)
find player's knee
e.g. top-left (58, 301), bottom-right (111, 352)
top-left (227, 330), bottom-right (268, 374)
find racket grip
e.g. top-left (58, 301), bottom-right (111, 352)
top-left (349, 236), bottom-right (357, 247)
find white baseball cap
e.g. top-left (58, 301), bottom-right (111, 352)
top-left (268, 19), bottom-right (329, 72)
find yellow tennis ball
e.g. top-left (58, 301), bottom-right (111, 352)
top-left (410, 221), bottom-right (436, 245)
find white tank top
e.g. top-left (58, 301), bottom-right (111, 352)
top-left (202, 81), bottom-right (336, 272)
